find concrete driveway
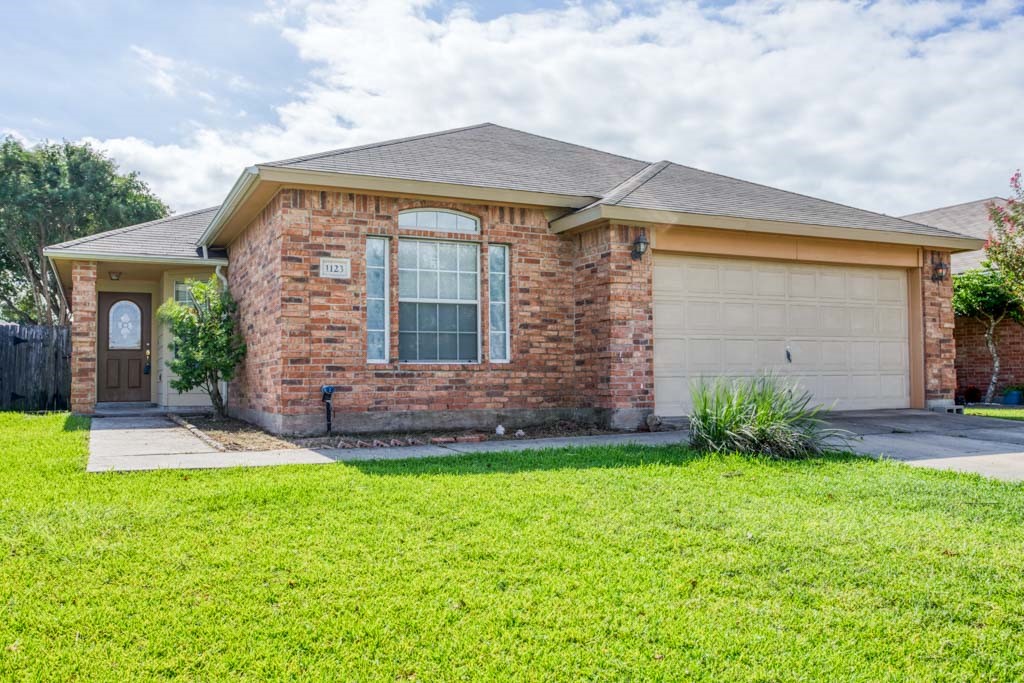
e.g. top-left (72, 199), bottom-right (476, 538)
top-left (832, 410), bottom-right (1024, 481)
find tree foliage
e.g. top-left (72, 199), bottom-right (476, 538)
top-left (984, 169), bottom-right (1024, 300)
top-left (952, 268), bottom-right (1024, 403)
top-left (0, 136), bottom-right (168, 324)
top-left (157, 277), bottom-right (246, 418)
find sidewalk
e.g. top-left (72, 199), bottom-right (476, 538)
top-left (87, 416), bottom-right (690, 472)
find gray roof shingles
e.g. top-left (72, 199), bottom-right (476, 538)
top-left (902, 198), bottom-right (1007, 272)
top-left (46, 206), bottom-right (221, 260)
top-left (47, 124), bottom-right (981, 258)
top-left (598, 160), bottom-right (972, 239)
top-left (264, 123), bottom-right (650, 198)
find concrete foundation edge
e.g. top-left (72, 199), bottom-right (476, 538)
top-left (229, 405), bottom-right (651, 436)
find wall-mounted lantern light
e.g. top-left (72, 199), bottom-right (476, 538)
top-left (631, 231), bottom-right (649, 260)
top-left (930, 254), bottom-right (950, 282)
top-left (109, 271), bottom-right (121, 281)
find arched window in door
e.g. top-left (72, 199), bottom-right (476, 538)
top-left (108, 300), bottom-right (142, 349)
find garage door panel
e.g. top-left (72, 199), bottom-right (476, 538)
top-left (722, 302), bottom-right (756, 329)
top-left (850, 307), bottom-right (876, 333)
top-left (756, 304), bottom-right (787, 331)
top-left (757, 269), bottom-right (788, 297)
top-left (821, 306), bottom-right (849, 334)
top-left (685, 264), bottom-right (719, 292)
top-left (790, 304), bottom-right (820, 332)
top-left (721, 265), bottom-right (755, 295)
top-left (724, 340), bottom-right (758, 370)
top-left (687, 301), bottom-right (719, 329)
top-left (654, 253), bottom-right (910, 415)
top-left (688, 338), bottom-right (723, 372)
top-left (877, 274), bottom-right (905, 302)
top-left (818, 272), bottom-right (846, 299)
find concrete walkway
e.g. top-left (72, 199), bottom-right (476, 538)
top-left (86, 416), bottom-right (689, 473)
top-left (87, 410), bottom-right (1024, 481)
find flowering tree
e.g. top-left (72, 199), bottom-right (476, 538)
top-left (984, 170), bottom-right (1024, 299)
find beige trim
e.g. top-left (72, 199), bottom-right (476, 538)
top-left (551, 205), bottom-right (985, 252)
top-left (907, 267), bottom-right (925, 409)
top-left (652, 226), bottom-right (921, 267)
top-left (45, 251), bottom-right (228, 266)
top-left (200, 165), bottom-right (598, 246)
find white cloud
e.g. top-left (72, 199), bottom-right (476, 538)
top-left (93, 1), bottom-right (1024, 216)
top-left (130, 46), bottom-right (182, 96)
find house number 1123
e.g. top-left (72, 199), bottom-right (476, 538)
top-left (319, 258), bottom-right (351, 279)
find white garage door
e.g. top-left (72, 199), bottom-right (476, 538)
top-left (653, 253), bottom-right (910, 415)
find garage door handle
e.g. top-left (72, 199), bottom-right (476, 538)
top-left (785, 346), bottom-right (792, 363)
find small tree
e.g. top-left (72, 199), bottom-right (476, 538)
top-left (952, 269), bottom-right (1024, 403)
top-left (158, 277), bottom-right (246, 417)
top-left (984, 170), bottom-right (1024, 300)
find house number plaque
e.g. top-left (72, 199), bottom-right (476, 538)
top-left (319, 257), bottom-right (351, 279)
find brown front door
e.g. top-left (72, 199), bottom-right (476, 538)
top-left (97, 292), bottom-right (152, 403)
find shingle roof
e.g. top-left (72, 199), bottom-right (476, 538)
top-left (263, 123), bottom-right (650, 198)
top-left (591, 160), bottom-right (972, 239)
top-left (902, 198), bottom-right (1007, 272)
top-left (45, 206), bottom-right (222, 260)
top-left (46, 124), bottom-right (983, 261)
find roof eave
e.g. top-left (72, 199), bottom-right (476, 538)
top-left (550, 205), bottom-right (986, 252)
top-left (43, 249), bottom-right (230, 266)
top-left (198, 165), bottom-right (600, 247)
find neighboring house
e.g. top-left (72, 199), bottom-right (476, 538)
top-left (903, 197), bottom-right (1018, 401)
top-left (45, 124), bottom-right (982, 434)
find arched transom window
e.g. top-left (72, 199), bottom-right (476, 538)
top-left (108, 300), bottom-right (142, 350)
top-left (398, 209), bottom-right (479, 234)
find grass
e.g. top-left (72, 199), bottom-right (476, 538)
top-left (966, 407), bottom-right (1024, 421)
top-left (2, 414), bottom-right (1024, 680)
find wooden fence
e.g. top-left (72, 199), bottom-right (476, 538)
top-left (0, 323), bottom-right (71, 411)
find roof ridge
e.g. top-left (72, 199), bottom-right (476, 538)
top-left (660, 161), bottom-right (973, 240)
top-left (48, 206), bottom-right (221, 251)
top-left (261, 123), bottom-right (494, 168)
top-left (484, 123), bottom-right (650, 166)
top-left (602, 160), bottom-right (672, 205)
top-left (902, 196), bottom-right (1009, 217)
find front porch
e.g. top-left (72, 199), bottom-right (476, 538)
top-left (56, 259), bottom-right (222, 415)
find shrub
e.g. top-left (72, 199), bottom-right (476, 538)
top-left (688, 375), bottom-right (853, 458)
top-left (157, 277), bottom-right (246, 417)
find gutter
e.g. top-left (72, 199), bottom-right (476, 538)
top-left (46, 255), bottom-right (71, 314)
top-left (197, 165), bottom-right (261, 247)
top-left (550, 204), bottom-right (987, 252)
top-left (43, 250), bottom-right (229, 266)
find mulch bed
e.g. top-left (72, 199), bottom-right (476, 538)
top-left (177, 415), bottom-right (641, 452)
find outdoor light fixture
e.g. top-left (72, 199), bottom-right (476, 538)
top-left (930, 254), bottom-right (950, 282)
top-left (631, 231), bottom-right (650, 260)
top-left (109, 271), bottom-right (121, 281)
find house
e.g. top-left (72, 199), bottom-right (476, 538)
top-left (45, 124), bottom-right (982, 434)
top-left (903, 197), bottom-right (1016, 401)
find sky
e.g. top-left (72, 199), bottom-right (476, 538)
top-left (2, 0), bottom-right (1023, 218)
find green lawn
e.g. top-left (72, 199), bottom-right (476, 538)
top-left (2, 414), bottom-right (1024, 680)
top-left (966, 407), bottom-right (1024, 421)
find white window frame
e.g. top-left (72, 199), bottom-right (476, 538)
top-left (398, 209), bottom-right (480, 234)
top-left (397, 238), bottom-right (481, 364)
top-left (366, 237), bottom-right (390, 363)
top-left (488, 244), bottom-right (511, 363)
top-left (173, 281), bottom-right (196, 307)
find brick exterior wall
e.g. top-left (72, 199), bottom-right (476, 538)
top-left (923, 250), bottom-right (957, 405)
top-left (223, 188), bottom-right (958, 433)
top-left (954, 316), bottom-right (1024, 401)
top-left (70, 261), bottom-right (97, 414)
top-left (228, 189), bottom-right (598, 434)
top-left (572, 223), bottom-right (653, 427)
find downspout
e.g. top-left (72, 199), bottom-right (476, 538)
top-left (212, 251), bottom-right (230, 407)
